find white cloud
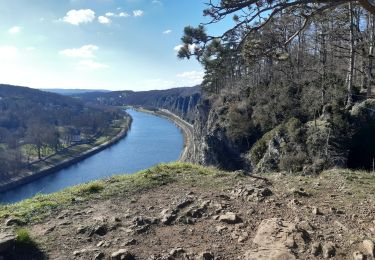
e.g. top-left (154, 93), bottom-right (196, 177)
top-left (152, 0), bottom-right (162, 4)
top-left (8, 26), bottom-right (21, 34)
top-left (119, 12), bottom-right (130, 17)
top-left (173, 44), bottom-right (198, 53)
top-left (76, 60), bottom-right (109, 70)
top-left (0, 45), bottom-right (18, 59)
top-left (133, 10), bottom-right (144, 17)
top-left (59, 45), bottom-right (99, 58)
top-left (62, 9), bottom-right (95, 25)
top-left (98, 16), bottom-right (111, 24)
top-left (177, 70), bottom-right (204, 85)
top-left (163, 29), bottom-right (172, 34)
top-left (174, 45), bottom-right (183, 52)
top-left (105, 12), bottom-right (115, 17)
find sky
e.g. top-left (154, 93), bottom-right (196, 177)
top-left (0, 0), bottom-right (230, 91)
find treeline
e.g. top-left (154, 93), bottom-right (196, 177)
top-left (0, 85), bottom-right (124, 178)
top-left (179, 2), bottom-right (375, 172)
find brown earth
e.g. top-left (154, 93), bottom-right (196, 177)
top-left (0, 164), bottom-right (375, 260)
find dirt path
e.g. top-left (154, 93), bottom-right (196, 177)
top-left (1, 164), bottom-right (375, 259)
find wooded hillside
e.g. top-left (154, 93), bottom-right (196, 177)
top-left (179, 2), bottom-right (375, 172)
top-left (0, 84), bottom-right (124, 180)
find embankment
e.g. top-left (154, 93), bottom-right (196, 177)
top-left (0, 117), bottom-right (132, 193)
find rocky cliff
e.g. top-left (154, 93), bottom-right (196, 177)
top-left (187, 95), bottom-right (375, 173)
top-left (187, 98), bottom-right (248, 170)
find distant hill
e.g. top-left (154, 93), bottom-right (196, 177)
top-left (0, 84), bottom-right (123, 178)
top-left (40, 88), bottom-right (110, 96)
top-left (76, 86), bottom-right (201, 123)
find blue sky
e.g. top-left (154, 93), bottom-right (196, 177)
top-left (0, 0), bottom-right (230, 91)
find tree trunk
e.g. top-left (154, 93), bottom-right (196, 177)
top-left (368, 14), bottom-right (375, 98)
top-left (346, 3), bottom-right (355, 108)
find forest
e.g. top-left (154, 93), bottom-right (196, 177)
top-left (0, 84), bottom-right (124, 180)
top-left (178, 1), bottom-right (375, 172)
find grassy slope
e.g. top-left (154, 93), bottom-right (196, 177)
top-left (1, 162), bottom-right (373, 225)
top-left (0, 163), bottom-right (224, 223)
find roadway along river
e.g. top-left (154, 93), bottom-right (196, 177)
top-left (0, 109), bottom-right (184, 204)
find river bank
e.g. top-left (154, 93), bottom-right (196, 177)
top-left (0, 116), bottom-right (132, 194)
top-left (134, 107), bottom-right (194, 161)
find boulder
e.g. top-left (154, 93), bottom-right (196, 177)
top-left (244, 248), bottom-right (296, 260)
top-left (253, 218), bottom-right (308, 250)
top-left (245, 218), bottom-right (309, 260)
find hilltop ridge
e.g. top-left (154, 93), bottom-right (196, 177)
top-left (0, 163), bottom-right (374, 259)
top-left (75, 86), bottom-right (201, 123)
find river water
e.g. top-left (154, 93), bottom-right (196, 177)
top-left (0, 109), bottom-right (184, 204)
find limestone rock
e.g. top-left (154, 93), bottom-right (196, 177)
top-left (244, 248), bottom-right (296, 260)
top-left (160, 209), bottom-right (177, 225)
top-left (176, 197), bottom-right (194, 209)
top-left (322, 242), bottom-right (335, 259)
top-left (94, 252), bottom-right (105, 260)
top-left (363, 239), bottom-right (374, 257)
top-left (245, 218), bottom-right (309, 259)
top-left (5, 217), bottom-right (25, 226)
top-left (312, 207), bottom-right (323, 215)
top-left (111, 249), bottom-right (134, 260)
top-left (169, 247), bottom-right (185, 257)
top-left (253, 218), bottom-right (309, 250)
top-left (218, 212), bottom-right (242, 224)
top-left (353, 251), bottom-right (365, 260)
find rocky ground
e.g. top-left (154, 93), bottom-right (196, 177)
top-left (0, 163), bottom-right (375, 259)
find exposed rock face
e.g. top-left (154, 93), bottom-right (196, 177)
top-left (189, 95), bottom-right (375, 171)
top-left (254, 133), bottom-right (284, 173)
top-left (188, 100), bottom-right (246, 170)
top-left (244, 218), bottom-right (309, 260)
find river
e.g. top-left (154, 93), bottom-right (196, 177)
top-left (0, 109), bottom-right (184, 204)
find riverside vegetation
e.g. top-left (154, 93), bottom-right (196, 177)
top-left (0, 85), bottom-right (130, 189)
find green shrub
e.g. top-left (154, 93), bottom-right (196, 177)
top-left (248, 124), bottom-right (282, 166)
top-left (77, 182), bottom-right (104, 195)
top-left (16, 228), bottom-right (35, 246)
